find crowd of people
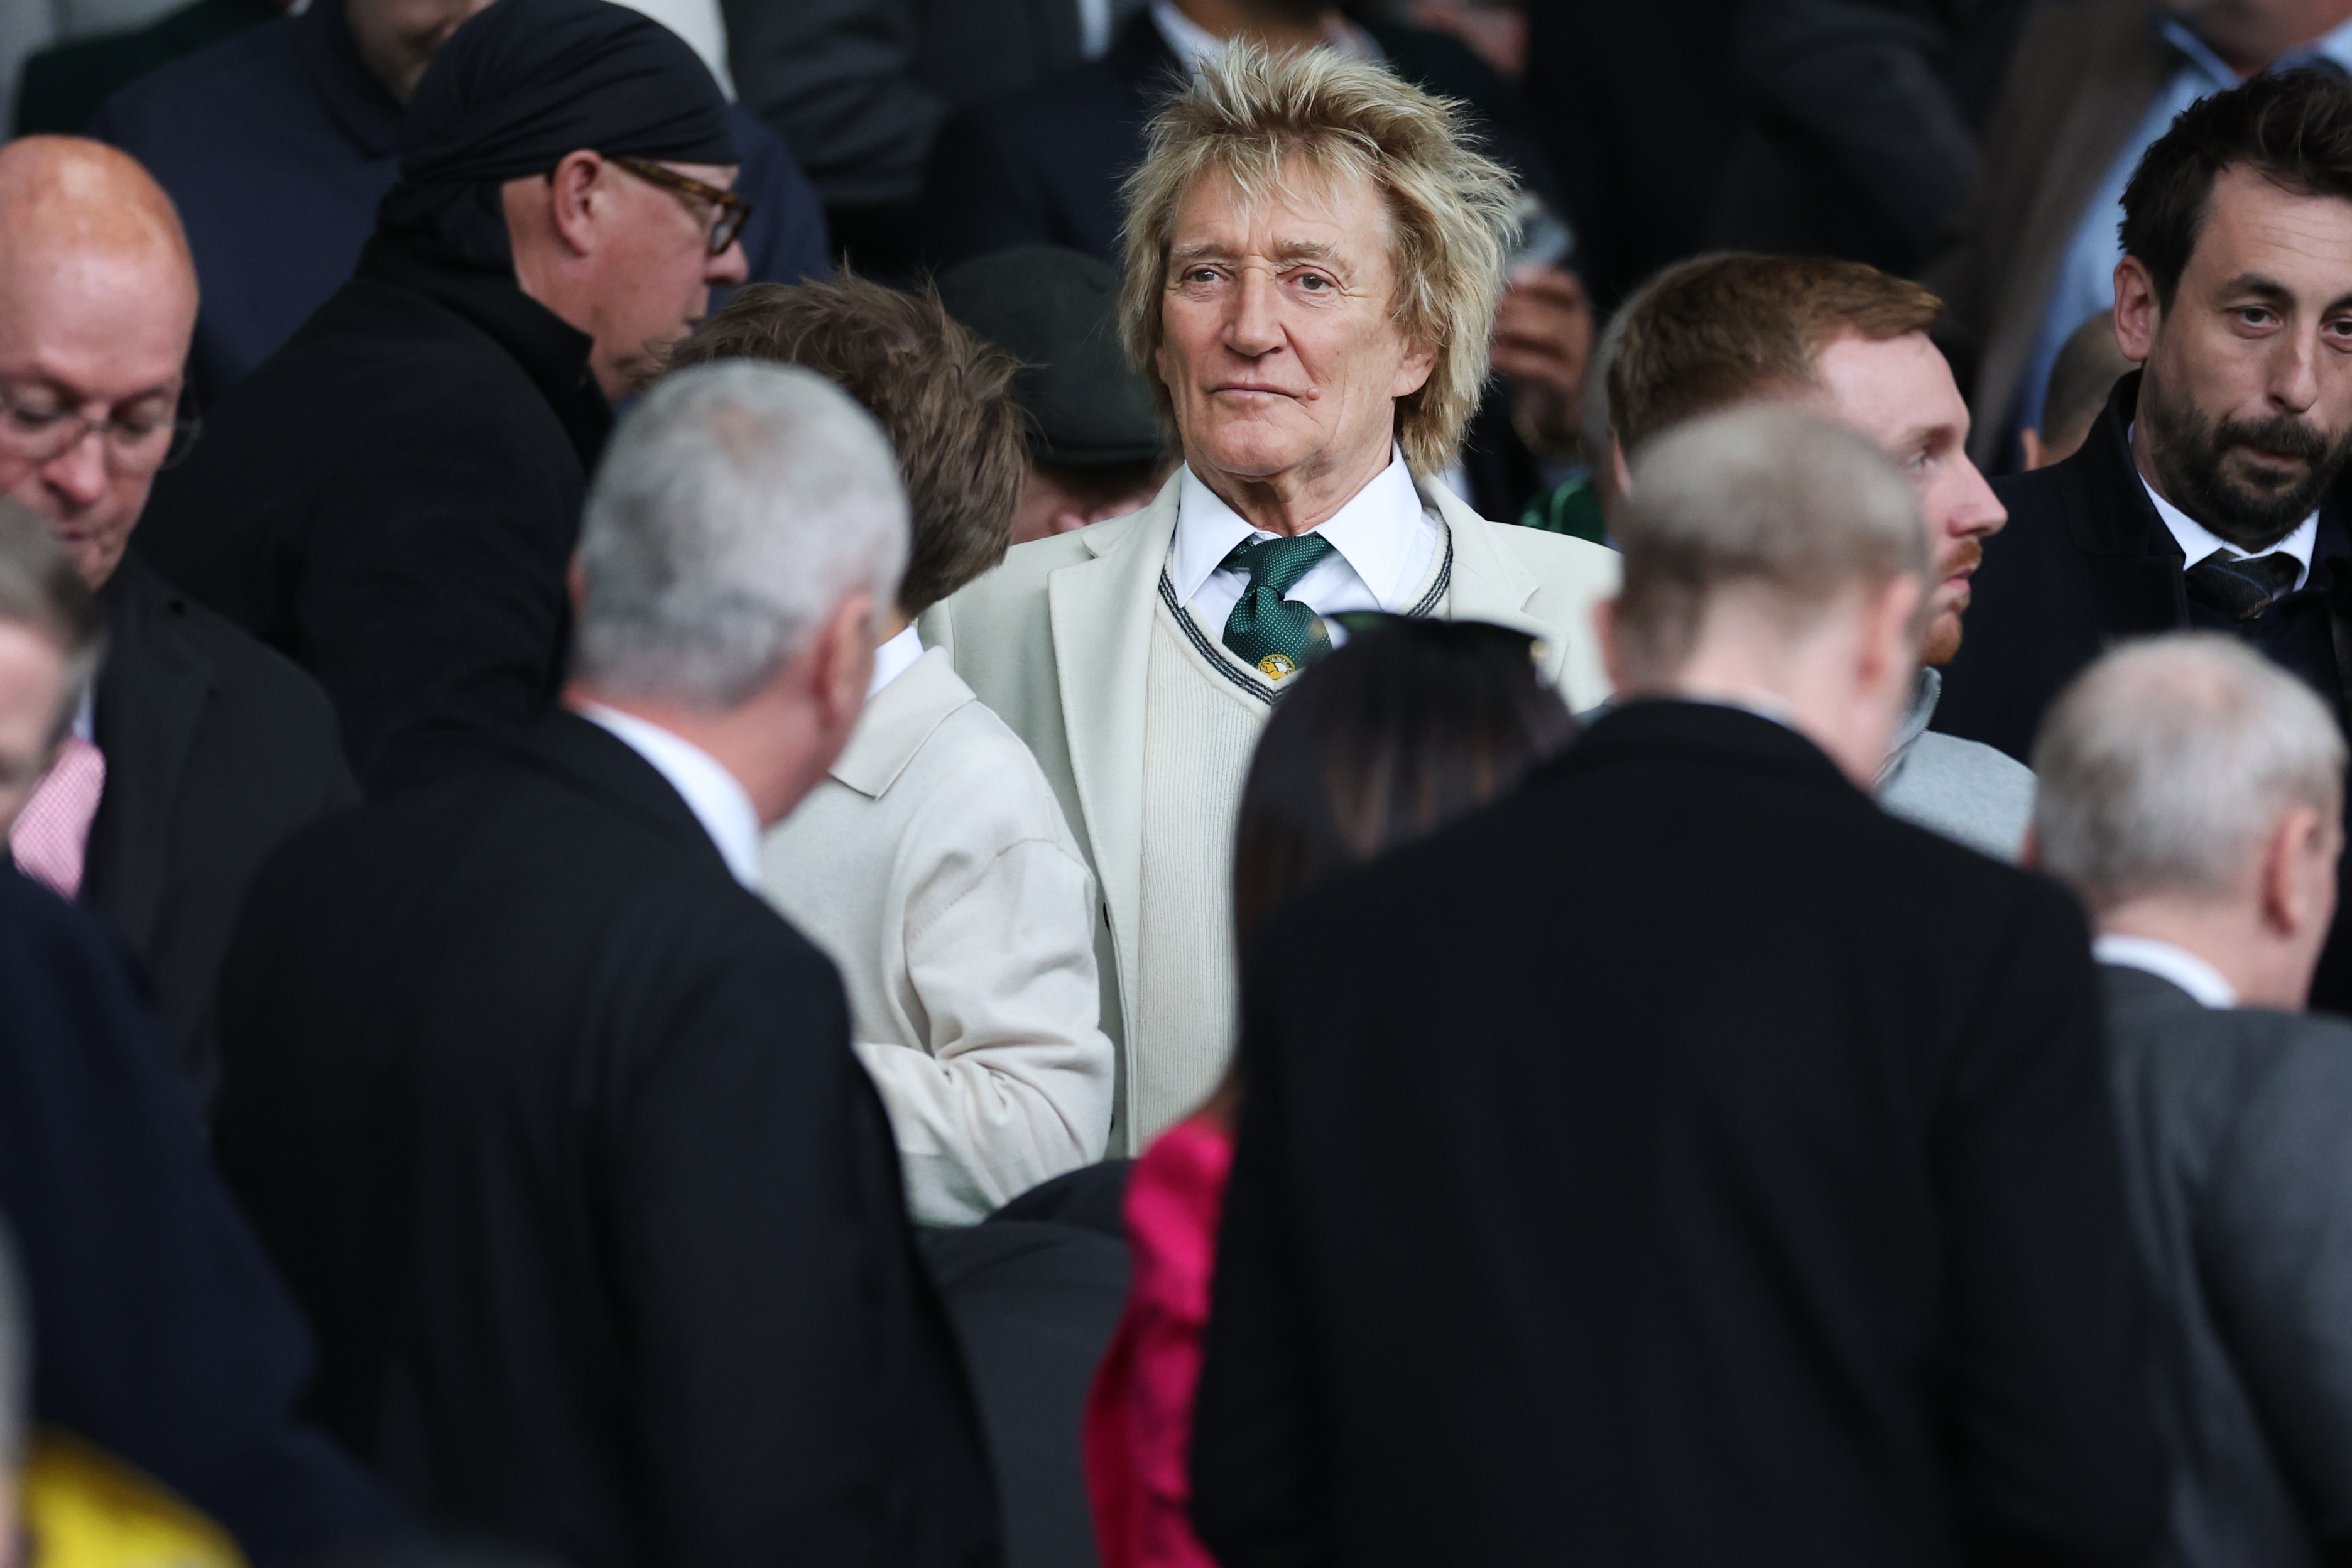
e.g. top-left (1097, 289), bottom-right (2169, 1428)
top-left (8, 0), bottom-right (2352, 1565)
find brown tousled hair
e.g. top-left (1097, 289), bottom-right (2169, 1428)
top-left (668, 276), bottom-right (1028, 616)
top-left (1606, 254), bottom-right (1944, 457)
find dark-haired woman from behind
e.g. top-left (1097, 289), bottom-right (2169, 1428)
top-left (1083, 617), bottom-right (1579, 1568)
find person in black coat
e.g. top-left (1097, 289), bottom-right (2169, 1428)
top-left (0, 137), bottom-right (357, 1087)
top-left (133, 0), bottom-right (754, 794)
top-left (1190, 407), bottom-right (2163, 1568)
top-left (1936, 72), bottom-right (2352, 1011)
top-left (0, 507), bottom-right (404, 1566)
top-left (211, 362), bottom-right (999, 1568)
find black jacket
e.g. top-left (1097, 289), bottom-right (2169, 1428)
top-left (134, 231), bottom-right (611, 795)
top-left (211, 710), bottom-right (1001, 1568)
top-left (1191, 701), bottom-right (2164, 1568)
top-left (0, 866), bottom-right (407, 1567)
top-left (919, 8), bottom-right (1555, 268)
top-left (83, 553), bottom-right (357, 1088)
top-left (1937, 370), bottom-right (2352, 1010)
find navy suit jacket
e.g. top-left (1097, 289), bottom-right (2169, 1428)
top-left (0, 866), bottom-right (406, 1565)
top-left (91, 0), bottom-right (830, 407)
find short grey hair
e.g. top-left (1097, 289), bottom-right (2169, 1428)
top-left (572, 361), bottom-right (909, 707)
top-left (1611, 405), bottom-right (1929, 683)
top-left (2034, 634), bottom-right (2346, 909)
top-left (0, 499), bottom-right (104, 744)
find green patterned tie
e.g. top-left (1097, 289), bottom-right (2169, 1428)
top-left (1221, 534), bottom-right (1335, 680)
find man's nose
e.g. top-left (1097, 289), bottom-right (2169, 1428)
top-left (2270, 330), bottom-right (2322, 413)
top-left (1226, 267), bottom-right (1283, 357)
top-left (1954, 456), bottom-right (2007, 540)
top-left (707, 240), bottom-right (750, 289)
top-left (41, 428), bottom-right (110, 508)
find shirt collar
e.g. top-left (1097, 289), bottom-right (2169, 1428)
top-left (868, 624), bottom-right (925, 697)
top-left (1168, 447), bottom-right (1428, 608)
top-left (2136, 467), bottom-right (2317, 585)
top-left (2094, 933), bottom-right (2241, 1008)
top-left (575, 703), bottom-right (765, 890)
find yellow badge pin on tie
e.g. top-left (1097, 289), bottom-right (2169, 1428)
top-left (1257, 653), bottom-right (1298, 680)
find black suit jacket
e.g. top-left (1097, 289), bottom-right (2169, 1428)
top-left (1937, 369), bottom-right (2352, 1010)
top-left (920, 8), bottom-right (1555, 268)
top-left (83, 553), bottom-right (357, 1087)
top-left (1191, 701), bottom-right (2163, 1567)
top-left (211, 710), bottom-right (1001, 1568)
top-left (134, 230), bottom-right (611, 796)
top-left (0, 866), bottom-right (407, 1567)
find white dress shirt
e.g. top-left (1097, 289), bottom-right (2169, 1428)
top-left (2094, 933), bottom-right (2240, 1010)
top-left (1168, 449), bottom-right (1441, 629)
top-left (868, 624), bottom-right (926, 697)
top-left (2139, 472), bottom-right (2317, 592)
top-left (578, 702), bottom-right (765, 890)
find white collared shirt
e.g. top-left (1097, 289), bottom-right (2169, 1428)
top-left (577, 702), bottom-right (765, 890)
top-left (2094, 933), bottom-right (2240, 1010)
top-left (2138, 471), bottom-right (2317, 592)
top-left (868, 624), bottom-right (925, 697)
top-left (1148, 0), bottom-right (1381, 69)
top-left (1169, 450), bottom-right (1440, 630)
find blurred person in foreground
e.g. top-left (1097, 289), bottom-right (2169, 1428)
top-left (132, 0), bottom-right (750, 795)
top-left (671, 276), bottom-right (1115, 1228)
top-left (2020, 310), bottom-right (2133, 471)
top-left (0, 499), bottom-right (408, 1568)
top-left (1190, 406), bottom-right (2163, 1567)
top-left (1939, 68), bottom-right (2352, 1008)
top-left (2036, 631), bottom-right (2352, 1567)
top-left (937, 246), bottom-right (1171, 544)
top-left (209, 364), bottom-right (999, 1567)
top-left (1607, 251), bottom-right (2030, 859)
top-left (0, 136), bottom-right (356, 1086)
top-left (925, 45), bottom-right (1618, 1153)
top-left (81, 0), bottom-right (827, 406)
top-left (1084, 613), bottom-right (1574, 1568)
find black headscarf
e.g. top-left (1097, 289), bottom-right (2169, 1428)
top-left (378, 0), bottom-right (736, 273)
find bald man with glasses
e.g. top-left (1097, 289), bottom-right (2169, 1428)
top-left (0, 135), bottom-right (356, 1091)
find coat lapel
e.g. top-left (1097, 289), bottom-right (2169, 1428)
top-left (1427, 478), bottom-right (1575, 686)
top-left (82, 559), bottom-right (210, 947)
top-left (1047, 478), bottom-right (1178, 1017)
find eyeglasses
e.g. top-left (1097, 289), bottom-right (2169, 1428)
top-left (608, 156), bottom-right (753, 257)
top-left (0, 387), bottom-right (199, 475)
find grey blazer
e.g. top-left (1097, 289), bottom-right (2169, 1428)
top-left (2102, 962), bottom-right (2352, 1567)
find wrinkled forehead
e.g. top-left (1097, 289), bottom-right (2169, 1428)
top-left (1164, 153), bottom-right (1397, 268)
top-left (2180, 163), bottom-right (2352, 303)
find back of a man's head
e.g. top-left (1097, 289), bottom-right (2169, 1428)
top-left (2035, 634), bottom-right (2346, 915)
top-left (1607, 254), bottom-right (1942, 457)
top-left (2032, 310), bottom-right (2133, 467)
top-left (570, 361), bottom-right (907, 710)
top-left (668, 277), bottom-right (1026, 617)
top-left (1612, 406), bottom-right (1927, 689)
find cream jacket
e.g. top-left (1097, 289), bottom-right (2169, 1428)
top-left (763, 648), bottom-right (1114, 1226)
top-left (920, 470), bottom-right (1620, 1150)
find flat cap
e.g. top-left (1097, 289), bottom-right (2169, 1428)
top-left (937, 246), bottom-right (1162, 466)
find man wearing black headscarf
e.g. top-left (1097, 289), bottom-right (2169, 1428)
top-left (133, 0), bottom-right (748, 794)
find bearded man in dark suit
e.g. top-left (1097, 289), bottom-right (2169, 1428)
top-left (1939, 67), bottom-right (2352, 1011)
top-left (212, 361), bottom-right (1000, 1568)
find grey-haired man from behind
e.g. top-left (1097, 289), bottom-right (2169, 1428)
top-left (2036, 631), bottom-right (2352, 1567)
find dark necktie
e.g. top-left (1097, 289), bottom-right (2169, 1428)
top-left (2185, 550), bottom-right (2304, 622)
top-left (1221, 534), bottom-right (1335, 680)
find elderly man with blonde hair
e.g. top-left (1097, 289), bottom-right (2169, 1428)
top-left (926, 46), bottom-right (1619, 1150)
top-left (2034, 633), bottom-right (2352, 1568)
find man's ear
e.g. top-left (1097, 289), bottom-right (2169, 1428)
top-left (1610, 432), bottom-right (1635, 501)
top-left (1859, 574), bottom-right (1926, 696)
top-left (545, 149), bottom-right (606, 258)
top-left (1593, 597), bottom-right (1625, 695)
top-left (810, 591), bottom-right (877, 734)
top-left (2261, 803), bottom-right (2334, 936)
top-left (1390, 335), bottom-right (1439, 400)
top-left (2018, 824), bottom-right (2042, 871)
top-left (2018, 428), bottom-right (2048, 471)
top-left (2112, 256), bottom-right (2160, 365)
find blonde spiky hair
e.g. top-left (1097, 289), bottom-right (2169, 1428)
top-left (1116, 43), bottom-right (1517, 478)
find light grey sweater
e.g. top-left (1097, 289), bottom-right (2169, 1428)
top-left (1876, 668), bottom-right (2035, 862)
